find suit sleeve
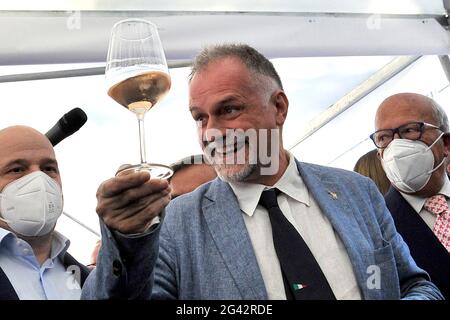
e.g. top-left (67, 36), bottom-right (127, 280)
top-left (151, 219), bottom-right (179, 299)
top-left (366, 178), bottom-right (444, 300)
top-left (80, 218), bottom-right (160, 300)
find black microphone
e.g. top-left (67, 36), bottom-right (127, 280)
top-left (46, 108), bottom-right (88, 146)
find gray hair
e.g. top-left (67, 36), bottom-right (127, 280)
top-left (431, 99), bottom-right (449, 132)
top-left (189, 43), bottom-right (283, 91)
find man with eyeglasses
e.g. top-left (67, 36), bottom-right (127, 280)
top-left (372, 92), bottom-right (450, 299)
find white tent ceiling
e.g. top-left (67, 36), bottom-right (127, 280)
top-left (1, 0), bottom-right (446, 13)
top-left (0, 0), bottom-right (449, 67)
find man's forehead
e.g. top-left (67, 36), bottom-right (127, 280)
top-left (0, 135), bottom-right (53, 152)
top-left (190, 58), bottom-right (250, 88)
top-left (379, 94), bottom-right (433, 113)
top-left (0, 147), bottom-right (56, 167)
top-left (189, 61), bottom-right (255, 109)
top-left (0, 129), bottom-right (56, 167)
top-left (376, 96), bottom-right (434, 127)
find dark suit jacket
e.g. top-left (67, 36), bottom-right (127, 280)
top-left (385, 186), bottom-right (450, 299)
top-left (0, 252), bottom-right (90, 300)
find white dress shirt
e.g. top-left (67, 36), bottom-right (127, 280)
top-left (0, 228), bottom-right (81, 300)
top-left (228, 153), bottom-right (362, 300)
top-left (400, 176), bottom-right (450, 230)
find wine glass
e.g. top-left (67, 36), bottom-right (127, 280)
top-left (105, 19), bottom-right (173, 179)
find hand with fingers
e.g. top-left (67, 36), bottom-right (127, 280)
top-left (96, 168), bottom-right (172, 234)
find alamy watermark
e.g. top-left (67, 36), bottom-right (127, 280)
top-left (66, 265), bottom-right (81, 290)
top-left (366, 265), bottom-right (381, 290)
top-left (179, 128), bottom-right (280, 176)
top-left (66, 11), bottom-right (81, 30)
top-left (366, 14), bottom-right (382, 30)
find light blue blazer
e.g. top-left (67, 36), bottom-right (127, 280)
top-left (82, 160), bottom-right (443, 300)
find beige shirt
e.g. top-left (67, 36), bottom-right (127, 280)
top-left (400, 176), bottom-right (450, 230)
top-left (228, 153), bottom-right (362, 300)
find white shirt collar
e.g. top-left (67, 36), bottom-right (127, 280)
top-left (51, 231), bottom-right (71, 260)
top-left (0, 227), bottom-right (70, 260)
top-left (0, 227), bottom-right (14, 246)
top-left (228, 152), bottom-right (310, 216)
top-left (400, 176), bottom-right (450, 214)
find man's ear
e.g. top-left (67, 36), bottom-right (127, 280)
top-left (273, 90), bottom-right (289, 126)
top-left (442, 132), bottom-right (450, 157)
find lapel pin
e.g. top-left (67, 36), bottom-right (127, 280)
top-left (328, 191), bottom-right (338, 200)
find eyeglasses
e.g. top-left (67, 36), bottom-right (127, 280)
top-left (370, 122), bottom-right (441, 149)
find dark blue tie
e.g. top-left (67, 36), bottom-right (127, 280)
top-left (259, 188), bottom-right (336, 300)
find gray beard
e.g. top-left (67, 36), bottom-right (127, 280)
top-left (214, 163), bottom-right (257, 183)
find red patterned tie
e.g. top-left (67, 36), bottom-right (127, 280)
top-left (423, 194), bottom-right (450, 253)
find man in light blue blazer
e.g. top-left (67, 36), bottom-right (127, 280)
top-left (82, 44), bottom-right (443, 300)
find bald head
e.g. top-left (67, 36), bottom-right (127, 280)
top-left (0, 125), bottom-right (53, 152)
top-left (375, 93), bottom-right (448, 132)
top-left (0, 125), bottom-right (60, 191)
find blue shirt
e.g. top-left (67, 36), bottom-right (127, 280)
top-left (0, 228), bottom-right (81, 300)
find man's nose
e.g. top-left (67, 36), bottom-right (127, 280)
top-left (205, 116), bottom-right (220, 133)
top-left (29, 166), bottom-right (42, 173)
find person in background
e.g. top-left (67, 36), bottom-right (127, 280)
top-left (0, 126), bottom-right (89, 300)
top-left (86, 239), bottom-right (101, 271)
top-left (372, 92), bottom-right (450, 299)
top-left (353, 149), bottom-right (391, 195)
top-left (82, 44), bottom-right (443, 300)
top-left (169, 154), bottom-right (217, 199)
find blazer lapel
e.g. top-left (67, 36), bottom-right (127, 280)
top-left (296, 161), bottom-right (379, 299)
top-left (0, 267), bottom-right (19, 300)
top-left (202, 179), bottom-right (267, 299)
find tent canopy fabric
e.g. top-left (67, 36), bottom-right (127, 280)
top-left (0, 0), bottom-right (449, 66)
top-left (1, 0), bottom-right (446, 14)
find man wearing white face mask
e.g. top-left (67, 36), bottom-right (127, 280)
top-left (0, 126), bottom-right (89, 300)
top-left (372, 92), bottom-right (450, 299)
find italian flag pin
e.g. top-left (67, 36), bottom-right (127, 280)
top-left (293, 283), bottom-right (308, 290)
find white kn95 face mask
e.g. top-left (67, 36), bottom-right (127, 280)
top-left (381, 133), bottom-right (446, 193)
top-left (0, 171), bottom-right (63, 237)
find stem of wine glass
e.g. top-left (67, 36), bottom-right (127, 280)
top-left (136, 113), bottom-right (147, 164)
